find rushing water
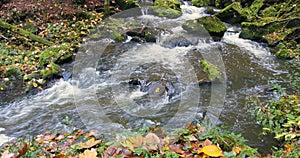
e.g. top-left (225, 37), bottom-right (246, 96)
top-left (0, 2), bottom-right (293, 152)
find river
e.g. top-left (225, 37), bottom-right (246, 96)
top-left (0, 2), bottom-right (294, 153)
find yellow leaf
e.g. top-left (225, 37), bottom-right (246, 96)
top-left (79, 149), bottom-right (97, 158)
top-left (155, 87), bottom-right (160, 93)
top-left (198, 145), bottom-right (223, 157)
top-left (33, 82), bottom-right (38, 88)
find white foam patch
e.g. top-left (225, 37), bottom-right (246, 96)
top-left (0, 128), bottom-right (13, 146)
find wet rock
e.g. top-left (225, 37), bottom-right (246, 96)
top-left (182, 16), bottom-right (227, 41)
top-left (162, 36), bottom-right (198, 48)
top-left (205, 7), bottom-right (215, 15)
top-left (215, 2), bottom-right (250, 24)
top-left (126, 27), bottom-right (157, 43)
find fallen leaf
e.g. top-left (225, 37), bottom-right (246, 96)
top-left (198, 145), bottom-right (223, 157)
top-left (79, 149), bottom-right (97, 158)
top-left (169, 144), bottom-right (184, 154)
top-left (202, 139), bottom-right (212, 146)
top-left (79, 138), bottom-right (101, 148)
top-left (16, 142), bottom-right (28, 158)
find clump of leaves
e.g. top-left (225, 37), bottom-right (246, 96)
top-left (0, 125), bottom-right (259, 158)
top-left (255, 94), bottom-right (300, 142)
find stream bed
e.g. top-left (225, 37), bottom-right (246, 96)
top-left (0, 3), bottom-right (295, 153)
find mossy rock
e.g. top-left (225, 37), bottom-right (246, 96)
top-left (115, 0), bottom-right (140, 10)
top-left (154, 0), bottom-right (181, 12)
top-left (191, 0), bottom-right (214, 7)
top-left (39, 43), bottom-right (71, 66)
top-left (152, 6), bottom-right (182, 19)
top-left (197, 16), bottom-right (227, 41)
top-left (182, 16), bottom-right (227, 41)
top-left (200, 60), bottom-right (221, 81)
top-left (215, 2), bottom-right (251, 24)
top-left (40, 62), bottom-right (61, 79)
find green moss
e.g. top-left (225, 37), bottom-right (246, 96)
top-left (115, 0), bottom-right (140, 10)
top-left (260, 6), bottom-right (278, 17)
top-left (200, 60), bottom-right (221, 81)
top-left (40, 62), bottom-right (61, 79)
top-left (191, 0), bottom-right (214, 7)
top-left (154, 0), bottom-right (181, 12)
top-left (39, 43), bottom-right (71, 66)
top-left (4, 66), bottom-right (21, 77)
top-left (152, 6), bottom-right (182, 19)
top-left (111, 31), bottom-right (125, 42)
top-left (249, 0), bottom-right (264, 15)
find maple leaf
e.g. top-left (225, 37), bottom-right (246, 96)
top-left (79, 149), bottom-right (97, 158)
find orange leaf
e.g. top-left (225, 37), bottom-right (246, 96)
top-left (79, 138), bottom-right (101, 148)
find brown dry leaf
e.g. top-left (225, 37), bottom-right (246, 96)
top-left (79, 149), bottom-right (97, 158)
top-left (79, 138), bottom-right (101, 149)
top-left (16, 142), bottom-right (28, 158)
top-left (145, 133), bottom-right (160, 145)
top-left (202, 139), bottom-right (213, 146)
top-left (0, 150), bottom-right (15, 158)
top-left (198, 145), bottom-right (223, 157)
top-left (169, 144), bottom-right (184, 154)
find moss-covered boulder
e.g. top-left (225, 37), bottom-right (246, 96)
top-left (115, 0), bottom-right (140, 10)
top-left (39, 43), bottom-right (72, 66)
top-left (182, 16), bottom-right (227, 41)
top-left (191, 0), bottom-right (215, 7)
top-left (153, 0), bottom-right (182, 18)
top-left (215, 2), bottom-right (251, 24)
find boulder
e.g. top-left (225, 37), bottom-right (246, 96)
top-left (153, 0), bottom-right (182, 18)
top-left (215, 2), bottom-right (251, 24)
top-left (182, 16), bottom-right (227, 41)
